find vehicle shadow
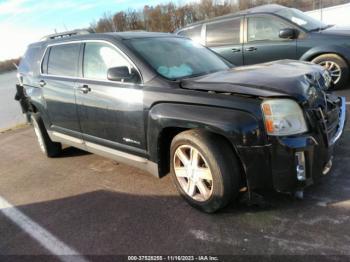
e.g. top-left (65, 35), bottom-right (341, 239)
top-left (57, 146), bottom-right (91, 158)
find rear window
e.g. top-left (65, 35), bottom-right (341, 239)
top-left (47, 43), bottom-right (80, 77)
top-left (19, 46), bottom-right (41, 74)
top-left (206, 18), bottom-right (241, 46)
top-left (178, 25), bottom-right (202, 42)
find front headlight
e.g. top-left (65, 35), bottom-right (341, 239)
top-left (261, 99), bottom-right (308, 136)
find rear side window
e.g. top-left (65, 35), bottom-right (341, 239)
top-left (206, 18), bottom-right (241, 46)
top-left (47, 44), bottom-right (80, 77)
top-left (19, 46), bottom-right (41, 74)
top-left (178, 25), bottom-right (202, 42)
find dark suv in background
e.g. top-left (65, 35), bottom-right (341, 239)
top-left (177, 4), bottom-right (350, 89)
top-left (16, 31), bottom-right (346, 213)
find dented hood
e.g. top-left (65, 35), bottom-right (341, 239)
top-left (181, 60), bottom-right (327, 101)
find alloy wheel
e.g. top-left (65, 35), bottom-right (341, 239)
top-left (319, 61), bottom-right (342, 84)
top-left (173, 145), bottom-right (213, 202)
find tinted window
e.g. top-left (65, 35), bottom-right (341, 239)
top-left (47, 44), bottom-right (80, 77)
top-left (178, 25), bottom-right (202, 42)
top-left (206, 18), bottom-right (241, 46)
top-left (19, 46), bottom-right (40, 74)
top-left (83, 42), bottom-right (132, 81)
top-left (127, 37), bottom-right (230, 80)
top-left (247, 16), bottom-right (290, 42)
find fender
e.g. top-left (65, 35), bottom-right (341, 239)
top-left (23, 84), bottom-right (51, 129)
top-left (299, 45), bottom-right (350, 63)
top-left (147, 102), bottom-right (264, 164)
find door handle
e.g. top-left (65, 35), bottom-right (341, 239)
top-left (77, 85), bottom-right (91, 94)
top-left (232, 48), bottom-right (241, 53)
top-left (39, 80), bottom-right (46, 87)
top-left (245, 47), bottom-right (257, 52)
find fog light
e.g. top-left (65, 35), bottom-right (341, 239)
top-left (295, 152), bottom-right (306, 181)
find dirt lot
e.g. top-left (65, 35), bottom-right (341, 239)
top-left (0, 110), bottom-right (349, 261)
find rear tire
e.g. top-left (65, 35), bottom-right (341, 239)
top-left (170, 130), bottom-right (240, 213)
top-left (312, 54), bottom-right (349, 89)
top-left (31, 113), bottom-right (62, 157)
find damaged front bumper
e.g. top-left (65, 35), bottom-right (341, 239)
top-left (15, 84), bottom-right (32, 114)
top-left (237, 96), bottom-right (346, 194)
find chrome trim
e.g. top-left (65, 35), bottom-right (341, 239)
top-left (200, 24), bottom-right (206, 45)
top-left (322, 156), bottom-right (333, 175)
top-left (39, 39), bottom-right (143, 84)
top-left (51, 131), bottom-right (84, 144)
top-left (329, 96), bottom-right (346, 146)
top-left (85, 141), bottom-right (147, 163)
top-left (48, 131), bottom-right (159, 177)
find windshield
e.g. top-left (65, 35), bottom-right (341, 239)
top-left (276, 8), bottom-right (328, 31)
top-left (126, 37), bottom-right (230, 80)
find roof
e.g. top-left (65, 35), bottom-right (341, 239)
top-left (179, 4), bottom-right (287, 29)
top-left (31, 31), bottom-right (181, 47)
top-left (106, 31), bottom-right (175, 39)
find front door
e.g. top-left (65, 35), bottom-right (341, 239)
top-left (243, 14), bottom-right (297, 65)
top-left (75, 41), bottom-right (146, 156)
top-left (206, 17), bottom-right (244, 66)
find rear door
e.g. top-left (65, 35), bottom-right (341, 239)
top-left (205, 17), bottom-right (243, 66)
top-left (75, 41), bottom-right (146, 156)
top-left (243, 14), bottom-right (297, 65)
top-left (40, 43), bottom-right (81, 136)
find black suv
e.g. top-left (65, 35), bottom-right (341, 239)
top-left (177, 4), bottom-right (350, 89)
top-left (16, 30), bottom-right (346, 213)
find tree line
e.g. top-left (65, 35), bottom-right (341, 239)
top-left (1, 0), bottom-right (348, 68)
top-left (90, 0), bottom-right (349, 33)
top-left (0, 58), bottom-right (20, 74)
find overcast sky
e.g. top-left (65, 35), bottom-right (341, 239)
top-left (0, 0), bottom-right (195, 61)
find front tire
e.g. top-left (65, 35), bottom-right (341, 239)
top-left (312, 54), bottom-right (349, 89)
top-left (31, 113), bottom-right (62, 157)
top-left (170, 130), bottom-right (240, 213)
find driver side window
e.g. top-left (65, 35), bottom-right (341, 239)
top-left (83, 42), bottom-right (134, 81)
top-left (247, 16), bottom-right (290, 42)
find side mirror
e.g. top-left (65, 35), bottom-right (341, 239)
top-left (279, 28), bottom-right (298, 39)
top-left (107, 66), bottom-right (137, 82)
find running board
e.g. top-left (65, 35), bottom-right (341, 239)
top-left (48, 131), bottom-right (159, 177)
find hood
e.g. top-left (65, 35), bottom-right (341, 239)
top-left (181, 60), bottom-right (327, 101)
top-left (321, 25), bottom-right (350, 36)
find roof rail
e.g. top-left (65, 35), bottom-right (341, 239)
top-left (41, 29), bottom-right (91, 41)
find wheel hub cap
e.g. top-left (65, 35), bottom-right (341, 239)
top-left (173, 145), bottom-right (213, 202)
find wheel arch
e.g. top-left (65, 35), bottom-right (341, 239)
top-left (300, 45), bottom-right (350, 65)
top-left (28, 99), bottom-right (52, 129)
top-left (158, 127), bottom-right (248, 193)
top-left (147, 103), bottom-right (262, 182)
